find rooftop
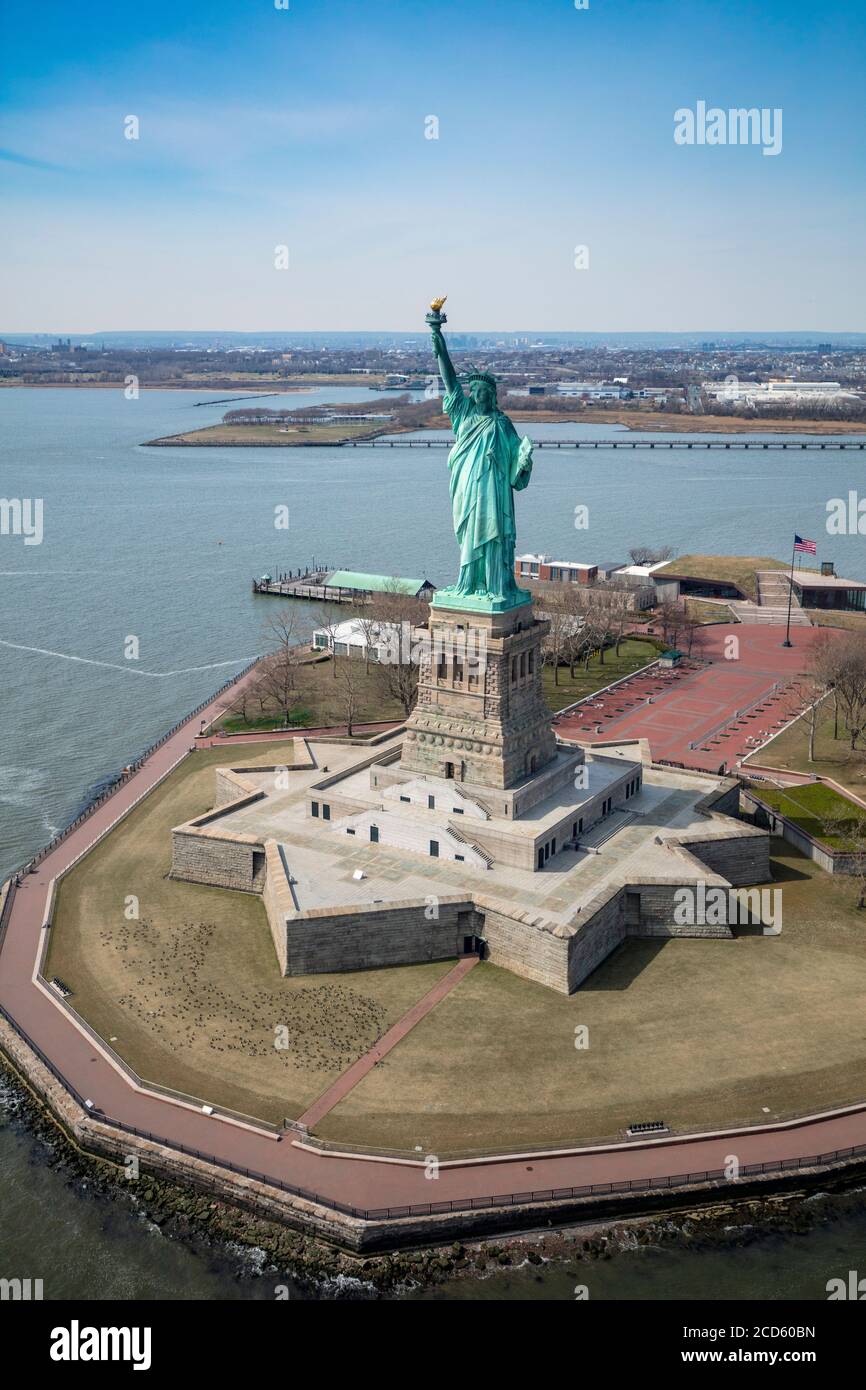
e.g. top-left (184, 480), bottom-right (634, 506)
top-left (326, 570), bottom-right (432, 595)
top-left (192, 738), bottom-right (745, 932)
top-left (790, 570), bottom-right (866, 590)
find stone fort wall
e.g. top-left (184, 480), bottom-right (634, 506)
top-left (171, 826), bottom-right (266, 893)
top-left (283, 899), bottom-right (478, 975)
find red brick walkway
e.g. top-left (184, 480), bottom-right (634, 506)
top-left (555, 624), bottom-right (823, 771)
top-left (298, 956), bottom-right (478, 1130)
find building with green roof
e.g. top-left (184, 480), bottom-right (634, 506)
top-left (325, 571), bottom-right (436, 599)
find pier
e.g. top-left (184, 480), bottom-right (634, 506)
top-left (252, 568), bottom-right (367, 603)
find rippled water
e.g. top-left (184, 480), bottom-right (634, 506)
top-left (2, 387), bottom-right (865, 1299)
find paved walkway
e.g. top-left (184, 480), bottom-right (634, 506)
top-left (3, 657), bottom-right (866, 1221)
top-left (555, 624), bottom-right (822, 771)
top-left (298, 956), bottom-right (477, 1130)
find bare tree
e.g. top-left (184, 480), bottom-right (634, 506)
top-left (350, 604), bottom-right (380, 675)
top-left (316, 602), bottom-right (346, 678)
top-left (376, 635), bottom-right (419, 716)
top-left (656, 599), bottom-right (687, 649)
top-left (373, 579), bottom-right (428, 632)
top-left (784, 635), bottom-right (841, 763)
top-left (825, 633), bottom-right (866, 751)
top-left (628, 544), bottom-right (674, 567)
top-left (599, 587), bottom-right (632, 656)
top-left (262, 605), bottom-right (308, 660)
top-left (255, 605), bottom-right (310, 727)
top-left (788, 677), bottom-right (824, 763)
top-left (255, 649), bottom-right (302, 728)
top-left (331, 658), bottom-right (363, 736)
top-left (539, 584), bottom-right (571, 685)
top-left (368, 581), bottom-right (425, 715)
top-left (224, 682), bottom-right (253, 726)
top-left (821, 810), bottom-right (866, 909)
top-left (559, 584), bottom-right (593, 675)
top-left (678, 612), bottom-right (705, 658)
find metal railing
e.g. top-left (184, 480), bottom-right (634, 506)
top-left (687, 680), bottom-right (790, 751)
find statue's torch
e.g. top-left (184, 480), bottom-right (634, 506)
top-left (425, 295), bottom-right (448, 335)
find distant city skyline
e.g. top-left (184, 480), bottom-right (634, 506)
top-left (2, 0), bottom-right (864, 332)
top-left (5, 330), bottom-right (866, 348)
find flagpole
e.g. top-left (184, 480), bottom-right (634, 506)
top-left (782, 535), bottom-right (796, 647)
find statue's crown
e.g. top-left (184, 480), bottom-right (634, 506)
top-left (467, 370), bottom-right (497, 388)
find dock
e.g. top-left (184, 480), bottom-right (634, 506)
top-left (252, 568), bottom-right (368, 603)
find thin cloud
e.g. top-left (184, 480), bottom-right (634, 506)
top-left (0, 146), bottom-right (72, 173)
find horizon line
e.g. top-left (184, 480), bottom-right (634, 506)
top-left (4, 328), bottom-right (866, 340)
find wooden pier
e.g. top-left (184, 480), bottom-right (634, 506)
top-left (252, 569), bottom-right (368, 603)
top-left (344, 437), bottom-right (866, 451)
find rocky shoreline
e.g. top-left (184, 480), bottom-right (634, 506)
top-left (4, 1053), bottom-right (866, 1299)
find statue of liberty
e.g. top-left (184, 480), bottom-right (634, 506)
top-left (427, 298), bottom-right (533, 611)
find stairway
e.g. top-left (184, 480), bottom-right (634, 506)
top-left (446, 822), bottom-right (494, 867)
top-left (731, 571), bottom-right (812, 627)
top-left (576, 808), bottom-right (636, 852)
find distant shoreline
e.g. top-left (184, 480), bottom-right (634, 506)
top-left (143, 412), bottom-right (866, 447)
top-left (0, 376), bottom-right (383, 391)
top-left (509, 409), bottom-right (866, 435)
top-left (4, 379), bottom-right (864, 438)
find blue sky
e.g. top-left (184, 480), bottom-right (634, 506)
top-left (1, 0), bottom-right (864, 331)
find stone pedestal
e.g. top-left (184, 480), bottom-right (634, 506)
top-left (399, 600), bottom-right (557, 790)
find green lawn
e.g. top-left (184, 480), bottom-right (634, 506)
top-left (656, 554), bottom-right (817, 603)
top-left (543, 638), bottom-right (660, 711)
top-left (218, 654), bottom-right (406, 732)
top-left (751, 782), bottom-right (866, 849)
top-left (220, 707), bottom-right (314, 734)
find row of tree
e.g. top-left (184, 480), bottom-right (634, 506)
top-left (800, 630), bottom-right (866, 759)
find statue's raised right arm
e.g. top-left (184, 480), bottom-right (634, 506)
top-left (430, 323), bottom-right (459, 397)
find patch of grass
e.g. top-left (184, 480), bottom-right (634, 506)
top-left (318, 838), bottom-right (866, 1155)
top-left (752, 782), bottom-right (865, 848)
top-left (219, 655), bottom-right (404, 731)
top-left (542, 639), bottom-right (660, 711)
top-left (806, 609), bottom-right (866, 631)
top-left (220, 707), bottom-right (312, 734)
top-left (684, 598), bottom-right (736, 625)
top-left (656, 555), bottom-right (802, 602)
top-left (45, 741), bottom-right (453, 1125)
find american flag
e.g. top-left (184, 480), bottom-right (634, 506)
top-left (794, 534), bottom-right (817, 555)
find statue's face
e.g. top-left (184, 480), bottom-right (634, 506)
top-left (470, 380), bottom-right (495, 414)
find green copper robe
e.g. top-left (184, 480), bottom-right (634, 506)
top-left (441, 385), bottom-right (534, 601)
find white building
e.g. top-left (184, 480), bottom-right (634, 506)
top-left (704, 378), bottom-right (858, 405)
top-left (312, 618), bottom-right (419, 662)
